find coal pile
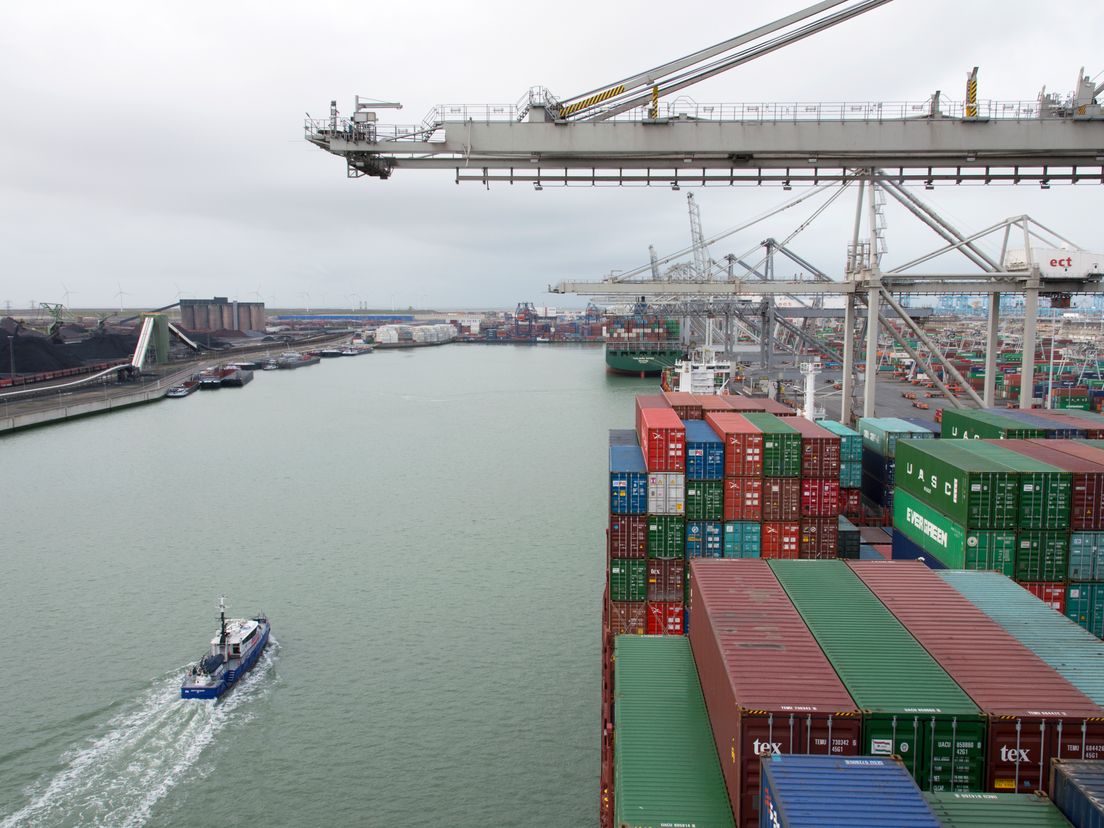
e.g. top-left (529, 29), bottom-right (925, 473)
top-left (1, 335), bottom-right (85, 373)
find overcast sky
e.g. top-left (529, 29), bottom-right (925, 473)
top-left (2, 0), bottom-right (1102, 311)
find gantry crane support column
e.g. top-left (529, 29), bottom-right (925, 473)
top-left (984, 292), bottom-right (1000, 407)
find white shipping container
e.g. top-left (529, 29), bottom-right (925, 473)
top-left (647, 472), bottom-right (685, 515)
top-left (1004, 247), bottom-right (1103, 280)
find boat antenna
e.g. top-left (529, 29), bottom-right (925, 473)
top-left (218, 595), bottom-right (228, 651)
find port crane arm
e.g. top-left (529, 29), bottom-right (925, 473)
top-left (564, 0), bottom-right (893, 121)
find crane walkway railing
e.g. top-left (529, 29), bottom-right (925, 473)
top-left (305, 97), bottom-right (1069, 145)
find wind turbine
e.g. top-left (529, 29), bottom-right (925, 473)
top-left (114, 282), bottom-right (131, 314)
top-left (61, 284), bottom-right (77, 308)
top-left (298, 291), bottom-right (311, 312)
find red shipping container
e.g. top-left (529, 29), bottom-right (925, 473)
top-left (800, 477), bottom-right (841, 518)
top-left (636, 405), bottom-right (686, 472)
top-left (705, 412), bottom-right (764, 477)
top-left (698, 395), bottom-right (734, 414)
top-left (662, 391), bottom-right (702, 421)
top-left (849, 561), bottom-right (1104, 795)
top-left (645, 601), bottom-right (684, 635)
top-left (608, 515), bottom-right (648, 559)
top-left (842, 487), bottom-right (863, 521)
top-left (1020, 581), bottom-right (1067, 614)
top-left (786, 418), bottom-right (842, 479)
top-left (647, 559), bottom-right (685, 602)
top-left (799, 516), bottom-right (839, 559)
top-left (688, 560), bottom-right (861, 828)
top-left (724, 476), bottom-right (763, 522)
top-left (607, 600), bottom-right (647, 636)
top-left (761, 477), bottom-right (800, 522)
top-left (760, 522), bottom-right (800, 559)
top-left (722, 396), bottom-right (769, 413)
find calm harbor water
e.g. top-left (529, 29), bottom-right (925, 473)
top-left (0, 344), bottom-right (650, 827)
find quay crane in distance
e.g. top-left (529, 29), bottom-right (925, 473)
top-left (306, 0), bottom-right (1104, 188)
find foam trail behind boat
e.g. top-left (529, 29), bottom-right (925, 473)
top-left (1, 643), bottom-right (277, 828)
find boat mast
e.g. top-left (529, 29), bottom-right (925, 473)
top-left (218, 595), bottom-right (228, 659)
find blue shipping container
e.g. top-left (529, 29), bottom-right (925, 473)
top-left (1066, 583), bottom-right (1104, 638)
top-left (891, 529), bottom-right (948, 570)
top-left (723, 521), bottom-right (761, 558)
top-left (1070, 533), bottom-right (1104, 582)
top-left (861, 448), bottom-right (895, 485)
top-left (1051, 760), bottom-right (1104, 828)
top-left (862, 470), bottom-right (893, 508)
top-left (686, 521), bottom-right (723, 558)
top-left (859, 544), bottom-right (887, 560)
top-left (759, 755), bottom-right (942, 828)
top-left (609, 444), bottom-right (648, 515)
top-left (684, 419), bottom-right (725, 481)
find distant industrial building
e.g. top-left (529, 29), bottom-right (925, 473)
top-left (180, 297), bottom-right (265, 332)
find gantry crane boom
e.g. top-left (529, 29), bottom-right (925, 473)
top-left (557, 0), bottom-right (890, 120)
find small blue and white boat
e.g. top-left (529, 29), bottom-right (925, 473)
top-left (181, 597), bottom-right (270, 700)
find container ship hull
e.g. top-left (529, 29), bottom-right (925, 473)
top-left (604, 343), bottom-right (683, 376)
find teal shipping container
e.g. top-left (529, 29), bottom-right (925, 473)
top-left (839, 460), bottom-right (863, 488)
top-left (923, 791), bottom-right (1073, 827)
top-left (817, 419), bottom-right (863, 461)
top-left (1067, 582), bottom-right (1104, 638)
top-left (1070, 533), bottom-right (1104, 582)
top-left (857, 417), bottom-right (935, 458)
top-left (940, 571), bottom-right (1104, 706)
top-left (723, 521), bottom-right (761, 558)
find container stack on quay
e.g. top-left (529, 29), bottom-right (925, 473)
top-left (857, 417), bottom-right (936, 526)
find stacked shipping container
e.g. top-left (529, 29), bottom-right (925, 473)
top-left (849, 560), bottom-right (1104, 795)
top-left (858, 417), bottom-right (935, 524)
top-left (818, 418), bottom-right (864, 520)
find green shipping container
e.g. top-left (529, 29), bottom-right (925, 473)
top-left (940, 410), bottom-right (1046, 440)
top-left (817, 419), bottom-right (863, 461)
top-left (893, 489), bottom-right (1016, 575)
top-left (857, 417), bottom-right (936, 458)
top-left (647, 515), bottom-right (685, 559)
top-left (923, 792), bottom-right (1072, 827)
top-left (1015, 531), bottom-right (1070, 582)
top-left (740, 413), bottom-right (801, 477)
top-left (896, 440), bottom-right (1020, 530)
top-left (769, 560), bottom-right (987, 792)
top-left (609, 559), bottom-right (647, 601)
top-left (613, 636), bottom-right (735, 828)
top-left (685, 480), bottom-right (724, 521)
top-left (955, 442), bottom-right (1072, 530)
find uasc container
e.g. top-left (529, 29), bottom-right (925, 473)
top-left (688, 560), bottom-right (861, 828)
top-left (612, 636), bottom-right (734, 828)
top-left (956, 441), bottom-right (1071, 530)
top-left (1003, 439), bottom-right (1104, 531)
top-left (896, 439), bottom-right (1019, 529)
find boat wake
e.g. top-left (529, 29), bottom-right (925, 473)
top-left (1, 641), bottom-right (279, 828)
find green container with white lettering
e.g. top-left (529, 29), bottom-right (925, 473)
top-left (893, 489), bottom-right (1017, 575)
top-left (954, 441), bottom-right (1071, 530)
top-left (940, 410), bottom-right (1046, 440)
top-left (896, 440), bottom-right (1019, 530)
